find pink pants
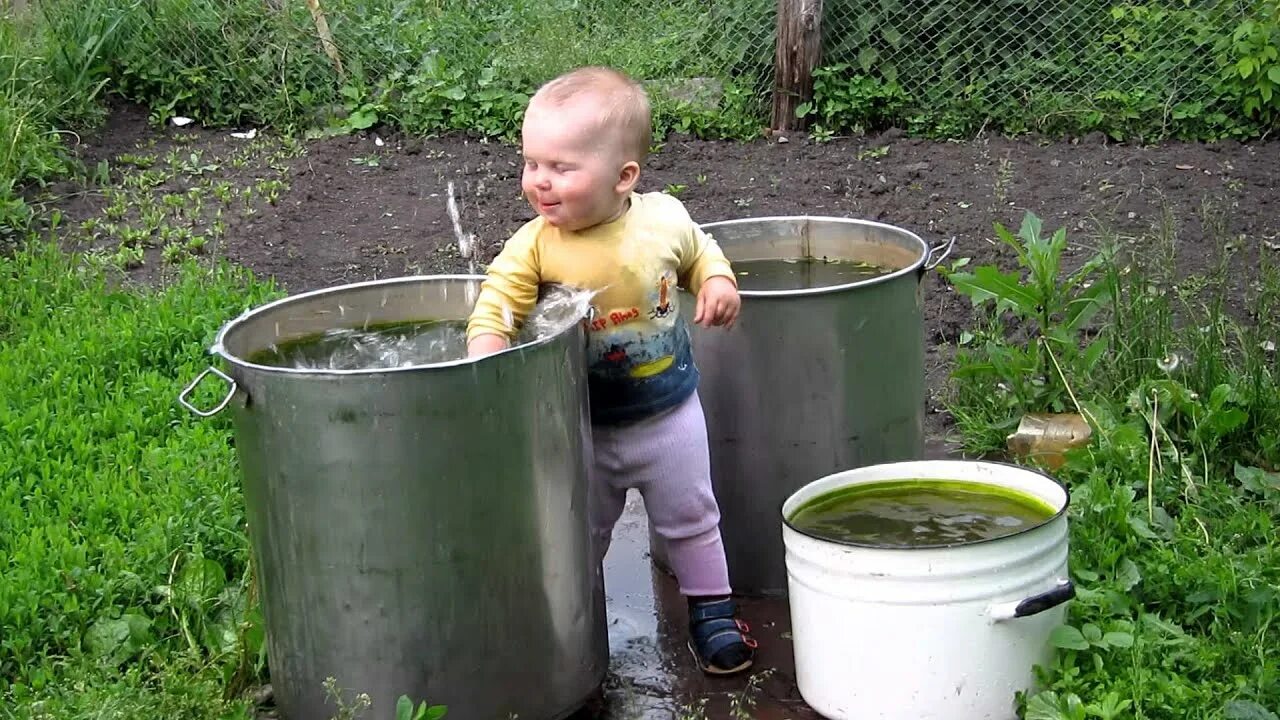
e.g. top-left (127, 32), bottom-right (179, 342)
top-left (589, 390), bottom-right (732, 597)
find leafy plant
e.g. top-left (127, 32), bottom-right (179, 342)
top-left (948, 210), bottom-right (1280, 718)
top-left (395, 696), bottom-right (447, 720)
top-left (943, 212), bottom-right (1108, 419)
top-left (1214, 1), bottom-right (1280, 122)
top-left (796, 65), bottom-right (908, 133)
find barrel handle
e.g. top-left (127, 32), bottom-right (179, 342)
top-left (987, 579), bottom-right (1075, 622)
top-left (922, 235), bottom-right (956, 273)
top-left (178, 366), bottom-right (238, 417)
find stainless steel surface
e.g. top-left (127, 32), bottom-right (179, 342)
top-left (203, 276), bottom-right (606, 720)
top-left (178, 366), bottom-right (237, 417)
top-left (924, 235), bottom-right (956, 271)
top-left (652, 217), bottom-right (931, 596)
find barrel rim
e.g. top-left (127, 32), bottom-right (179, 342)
top-left (209, 274), bottom-right (582, 375)
top-left (779, 459), bottom-right (1070, 551)
top-left (699, 215), bottom-right (929, 298)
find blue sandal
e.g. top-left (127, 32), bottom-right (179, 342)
top-left (688, 598), bottom-right (757, 676)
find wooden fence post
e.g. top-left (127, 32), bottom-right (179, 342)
top-left (771, 0), bottom-right (824, 132)
top-left (305, 0), bottom-right (345, 80)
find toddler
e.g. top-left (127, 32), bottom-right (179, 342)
top-left (466, 66), bottom-right (755, 675)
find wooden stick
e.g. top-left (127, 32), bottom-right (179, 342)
top-left (771, 0), bottom-right (824, 132)
top-left (306, 0), bottom-right (344, 79)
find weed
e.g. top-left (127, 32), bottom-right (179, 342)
top-left (993, 156), bottom-right (1014, 206)
top-left (212, 181), bottom-right (234, 204)
top-left (162, 242), bottom-right (184, 264)
top-left (179, 152), bottom-right (218, 177)
top-left (729, 669), bottom-right (774, 720)
top-left (856, 145), bottom-right (890, 161)
top-left (676, 698), bottom-right (709, 720)
top-left (948, 209), bottom-right (1280, 717)
top-left (395, 695), bottom-right (448, 720)
top-left (809, 125), bottom-right (836, 143)
top-left (118, 153), bottom-right (156, 169)
top-left (942, 212), bottom-right (1109, 438)
top-left (664, 183), bottom-right (687, 197)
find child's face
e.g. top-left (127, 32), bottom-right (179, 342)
top-left (520, 97), bottom-right (634, 232)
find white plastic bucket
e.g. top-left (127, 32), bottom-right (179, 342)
top-left (781, 460), bottom-right (1074, 720)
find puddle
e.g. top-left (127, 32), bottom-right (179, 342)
top-left (596, 494), bottom-right (818, 720)
top-left (593, 439), bottom-right (968, 720)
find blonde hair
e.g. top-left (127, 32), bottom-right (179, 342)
top-left (530, 66), bottom-right (652, 163)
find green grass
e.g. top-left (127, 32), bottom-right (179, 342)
top-left (0, 241), bottom-right (281, 716)
top-left (943, 211), bottom-right (1280, 718)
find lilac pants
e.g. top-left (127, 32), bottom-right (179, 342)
top-left (589, 390), bottom-right (732, 597)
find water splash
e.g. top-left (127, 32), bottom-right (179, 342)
top-left (256, 284), bottom-right (597, 370)
top-left (515, 284), bottom-right (598, 344)
top-left (258, 320), bottom-right (469, 370)
top-left (446, 181), bottom-right (479, 306)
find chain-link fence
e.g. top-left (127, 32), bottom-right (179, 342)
top-left (818, 0), bottom-right (1251, 134)
top-left (22, 0), bottom-right (1265, 137)
top-left (73, 0), bottom-right (778, 135)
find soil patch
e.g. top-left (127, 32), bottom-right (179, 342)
top-left (210, 124), bottom-right (1280, 442)
top-left (52, 106), bottom-right (1280, 442)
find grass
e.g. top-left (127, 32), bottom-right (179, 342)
top-left (943, 211), bottom-right (1280, 718)
top-left (0, 241), bottom-right (281, 717)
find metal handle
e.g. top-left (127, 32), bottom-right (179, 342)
top-left (178, 366), bottom-right (238, 417)
top-left (922, 235), bottom-right (957, 272)
top-left (988, 579), bottom-right (1076, 622)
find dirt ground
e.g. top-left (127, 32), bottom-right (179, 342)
top-left (60, 104), bottom-right (1279, 443)
top-left (51, 104), bottom-right (1280, 719)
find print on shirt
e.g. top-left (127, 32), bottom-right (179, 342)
top-left (588, 269), bottom-right (682, 381)
top-left (649, 271), bottom-right (675, 319)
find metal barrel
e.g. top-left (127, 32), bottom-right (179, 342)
top-left (651, 217), bottom-right (950, 596)
top-left (182, 276), bottom-right (606, 720)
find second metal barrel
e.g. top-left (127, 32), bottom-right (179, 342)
top-left (652, 216), bottom-right (947, 596)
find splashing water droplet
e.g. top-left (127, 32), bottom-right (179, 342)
top-left (254, 285), bottom-right (597, 370)
top-left (446, 182), bottom-right (481, 306)
top-left (515, 284), bottom-right (598, 344)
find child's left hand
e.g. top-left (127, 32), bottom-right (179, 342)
top-left (694, 275), bottom-right (741, 329)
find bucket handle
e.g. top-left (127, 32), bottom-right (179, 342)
top-left (178, 366), bottom-right (238, 417)
top-left (922, 235), bottom-right (956, 274)
top-left (987, 579), bottom-right (1075, 622)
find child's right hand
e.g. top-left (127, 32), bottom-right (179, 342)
top-left (467, 333), bottom-right (510, 358)
top-left (694, 275), bottom-right (741, 329)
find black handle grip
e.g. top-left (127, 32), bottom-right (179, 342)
top-left (1014, 580), bottom-right (1076, 618)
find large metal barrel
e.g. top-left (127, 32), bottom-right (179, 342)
top-left (652, 217), bottom-right (951, 596)
top-left (180, 276), bottom-right (607, 720)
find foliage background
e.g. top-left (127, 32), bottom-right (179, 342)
top-left (2, 0), bottom-right (1278, 234)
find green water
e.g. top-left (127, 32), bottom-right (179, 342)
top-left (788, 479), bottom-right (1057, 547)
top-left (249, 319), bottom-right (468, 370)
top-left (733, 257), bottom-right (891, 291)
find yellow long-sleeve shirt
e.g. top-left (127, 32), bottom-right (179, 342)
top-left (467, 191), bottom-right (735, 424)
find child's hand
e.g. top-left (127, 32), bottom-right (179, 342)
top-left (468, 333), bottom-right (510, 358)
top-left (694, 275), bottom-right (741, 329)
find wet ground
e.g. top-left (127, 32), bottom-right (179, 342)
top-left (596, 437), bottom-right (959, 720)
top-left (599, 494), bottom-right (808, 720)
